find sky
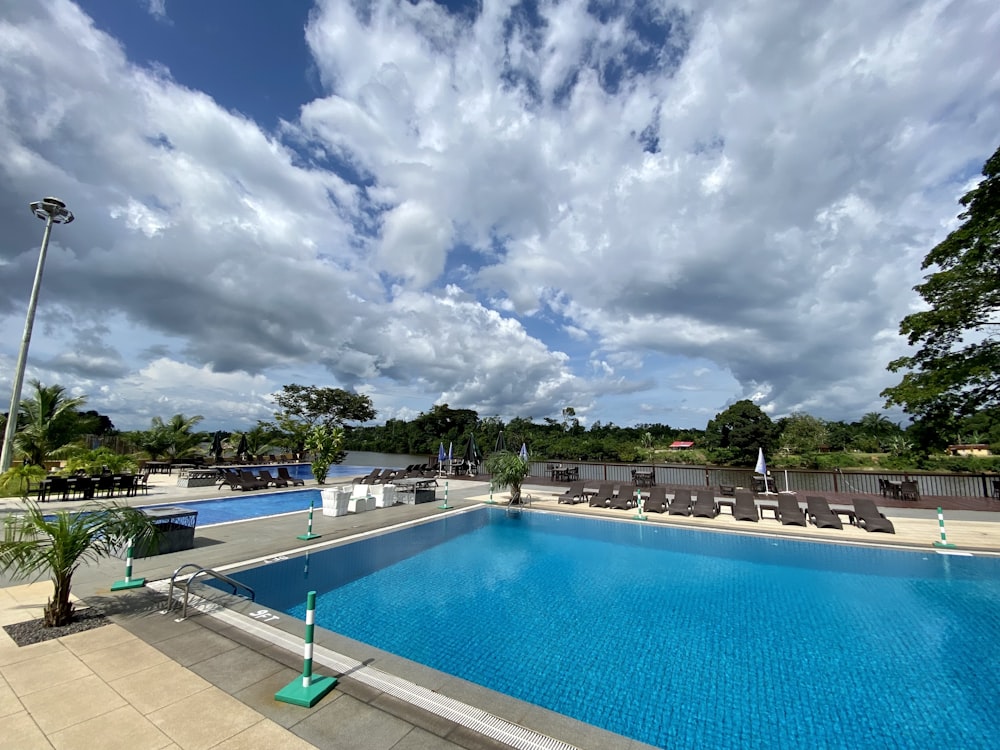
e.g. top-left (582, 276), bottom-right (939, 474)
top-left (0, 0), bottom-right (997, 433)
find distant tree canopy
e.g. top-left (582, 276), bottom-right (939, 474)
top-left (883, 144), bottom-right (1000, 438)
top-left (271, 384), bottom-right (376, 463)
top-left (702, 400), bottom-right (780, 464)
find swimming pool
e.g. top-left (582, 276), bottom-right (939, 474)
top-left (142, 464), bottom-right (374, 526)
top-left (214, 508), bottom-right (1000, 749)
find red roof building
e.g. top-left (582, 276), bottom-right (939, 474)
top-left (669, 441), bottom-right (694, 449)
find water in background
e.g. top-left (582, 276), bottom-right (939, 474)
top-left (343, 451), bottom-right (428, 468)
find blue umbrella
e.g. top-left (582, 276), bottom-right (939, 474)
top-left (438, 442), bottom-right (446, 464)
top-left (448, 442), bottom-right (453, 462)
top-left (519, 443), bottom-right (528, 460)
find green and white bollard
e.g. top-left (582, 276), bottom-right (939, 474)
top-left (111, 538), bottom-right (145, 590)
top-left (297, 498), bottom-right (320, 541)
top-left (275, 590), bottom-right (337, 707)
top-left (633, 487), bottom-right (646, 521)
top-left (486, 481), bottom-right (496, 504)
top-left (438, 479), bottom-right (453, 509)
top-left (933, 506), bottom-right (957, 549)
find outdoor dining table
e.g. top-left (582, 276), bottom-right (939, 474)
top-left (549, 466), bottom-right (579, 481)
top-left (632, 470), bottom-right (655, 487)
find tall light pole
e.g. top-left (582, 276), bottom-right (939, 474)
top-left (0, 197), bottom-right (74, 473)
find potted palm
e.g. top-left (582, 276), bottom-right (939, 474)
top-left (0, 500), bottom-right (158, 627)
top-left (485, 450), bottom-right (532, 504)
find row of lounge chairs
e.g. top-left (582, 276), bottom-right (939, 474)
top-left (352, 466), bottom-right (431, 485)
top-left (217, 467), bottom-right (304, 491)
top-left (557, 483), bottom-right (895, 533)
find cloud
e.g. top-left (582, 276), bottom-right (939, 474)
top-left (0, 0), bottom-right (997, 433)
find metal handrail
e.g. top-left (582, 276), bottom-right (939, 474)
top-left (164, 562), bottom-right (255, 620)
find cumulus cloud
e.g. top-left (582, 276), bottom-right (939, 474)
top-left (0, 0), bottom-right (997, 431)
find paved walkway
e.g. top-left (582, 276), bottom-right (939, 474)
top-left (2, 474), bottom-right (999, 749)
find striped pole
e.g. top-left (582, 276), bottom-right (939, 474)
top-left (275, 590), bottom-right (337, 707)
top-left (297, 498), bottom-right (320, 540)
top-left (633, 487), bottom-right (646, 520)
top-left (933, 506), bottom-right (957, 548)
top-left (111, 537), bottom-right (145, 590)
top-left (486, 480), bottom-right (496, 504)
top-left (438, 478), bottom-right (452, 509)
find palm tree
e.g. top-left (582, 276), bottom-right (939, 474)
top-left (12, 380), bottom-right (87, 466)
top-left (148, 414), bottom-right (205, 460)
top-left (304, 425), bottom-right (344, 484)
top-left (0, 501), bottom-right (158, 627)
top-left (485, 450), bottom-right (532, 504)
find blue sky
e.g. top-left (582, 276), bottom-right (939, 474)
top-left (0, 0), bottom-right (997, 432)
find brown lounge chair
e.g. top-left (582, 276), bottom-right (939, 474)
top-left (733, 489), bottom-right (759, 522)
top-left (611, 485), bottom-right (639, 510)
top-left (805, 496), bottom-right (843, 529)
top-left (258, 469), bottom-right (287, 488)
top-left (853, 498), bottom-right (895, 533)
top-left (668, 488), bottom-right (693, 516)
top-left (589, 483), bottom-right (614, 508)
top-left (692, 489), bottom-right (719, 518)
top-left (557, 481), bottom-right (587, 504)
top-left (238, 470), bottom-right (267, 491)
top-left (277, 467), bottom-right (305, 486)
top-left (644, 486), bottom-right (668, 513)
top-left (777, 494), bottom-right (807, 526)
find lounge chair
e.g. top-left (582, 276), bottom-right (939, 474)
top-left (589, 483), bottom-right (614, 508)
top-left (238, 470), bottom-right (267, 491)
top-left (667, 488), bottom-right (693, 516)
top-left (733, 489), bottom-right (759, 522)
top-left (691, 489), bottom-right (719, 518)
top-left (277, 467), bottom-right (305, 486)
top-left (353, 469), bottom-right (380, 484)
top-left (777, 493), bottom-right (807, 526)
top-left (258, 469), bottom-right (287, 488)
top-left (557, 481), bottom-right (587, 504)
top-left (805, 495), bottom-right (843, 529)
top-left (852, 497), bottom-right (895, 533)
top-left (644, 486), bottom-right (668, 513)
top-left (218, 467), bottom-right (242, 490)
top-left (611, 484), bottom-right (638, 510)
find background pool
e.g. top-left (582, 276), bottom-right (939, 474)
top-left (143, 463), bottom-right (375, 525)
top-left (223, 508), bottom-right (1000, 749)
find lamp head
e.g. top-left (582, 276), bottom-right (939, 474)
top-left (30, 197), bottom-right (74, 224)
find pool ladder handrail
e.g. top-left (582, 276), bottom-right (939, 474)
top-left (164, 562), bottom-right (255, 620)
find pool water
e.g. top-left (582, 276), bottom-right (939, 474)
top-left (219, 508), bottom-right (1000, 749)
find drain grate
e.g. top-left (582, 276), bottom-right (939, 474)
top-left (151, 581), bottom-right (580, 750)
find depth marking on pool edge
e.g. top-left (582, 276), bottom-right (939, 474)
top-left (150, 581), bottom-right (581, 750)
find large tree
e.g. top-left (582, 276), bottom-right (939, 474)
top-left (883, 145), bottom-right (1000, 432)
top-left (703, 400), bottom-right (779, 464)
top-left (272, 384), bottom-right (376, 459)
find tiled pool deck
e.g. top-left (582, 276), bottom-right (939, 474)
top-left (2, 475), bottom-right (999, 749)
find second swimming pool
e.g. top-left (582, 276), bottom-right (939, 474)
top-left (212, 507), bottom-right (1000, 748)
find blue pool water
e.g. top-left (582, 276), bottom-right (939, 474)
top-left (216, 509), bottom-right (1000, 749)
top-left (142, 464), bottom-right (374, 525)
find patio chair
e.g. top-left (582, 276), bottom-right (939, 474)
top-left (353, 468), bottom-right (381, 484)
top-left (277, 467), bottom-right (305, 486)
top-left (258, 469), bottom-right (287, 488)
top-left (691, 489), bottom-right (719, 518)
top-left (644, 486), bottom-right (668, 513)
top-left (899, 480), bottom-right (920, 502)
top-left (733, 489), bottom-right (759, 522)
top-left (805, 496), bottom-right (843, 529)
top-left (852, 497), bottom-right (895, 533)
top-left (777, 493), bottom-right (807, 526)
top-left (557, 481), bottom-right (586, 504)
top-left (589, 483), bottom-right (614, 508)
top-left (94, 473), bottom-right (116, 498)
top-left (667, 488), bottom-right (693, 516)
